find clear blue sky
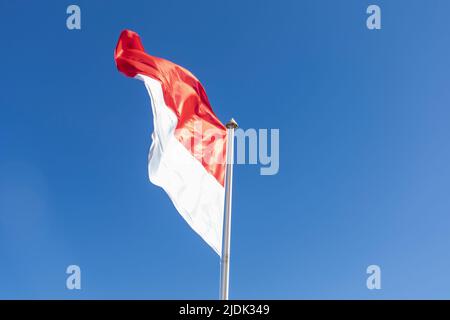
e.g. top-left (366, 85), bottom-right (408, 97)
top-left (1, 0), bottom-right (450, 299)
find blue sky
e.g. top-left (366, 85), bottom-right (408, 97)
top-left (1, 0), bottom-right (450, 299)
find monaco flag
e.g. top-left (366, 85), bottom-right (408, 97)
top-left (114, 30), bottom-right (227, 255)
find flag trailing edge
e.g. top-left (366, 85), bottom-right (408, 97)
top-left (114, 30), bottom-right (227, 256)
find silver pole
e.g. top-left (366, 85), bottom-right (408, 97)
top-left (220, 118), bottom-right (238, 300)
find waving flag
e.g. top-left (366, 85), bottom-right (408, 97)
top-left (114, 30), bottom-right (227, 255)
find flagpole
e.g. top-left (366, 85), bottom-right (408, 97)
top-left (220, 118), bottom-right (238, 300)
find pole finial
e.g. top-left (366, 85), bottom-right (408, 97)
top-left (226, 118), bottom-right (238, 129)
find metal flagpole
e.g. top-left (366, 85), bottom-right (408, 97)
top-left (220, 118), bottom-right (238, 300)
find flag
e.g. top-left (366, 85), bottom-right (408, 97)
top-left (114, 30), bottom-right (227, 255)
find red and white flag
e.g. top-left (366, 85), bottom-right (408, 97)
top-left (114, 30), bottom-right (227, 255)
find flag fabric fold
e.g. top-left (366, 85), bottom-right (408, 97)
top-left (114, 29), bottom-right (227, 256)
